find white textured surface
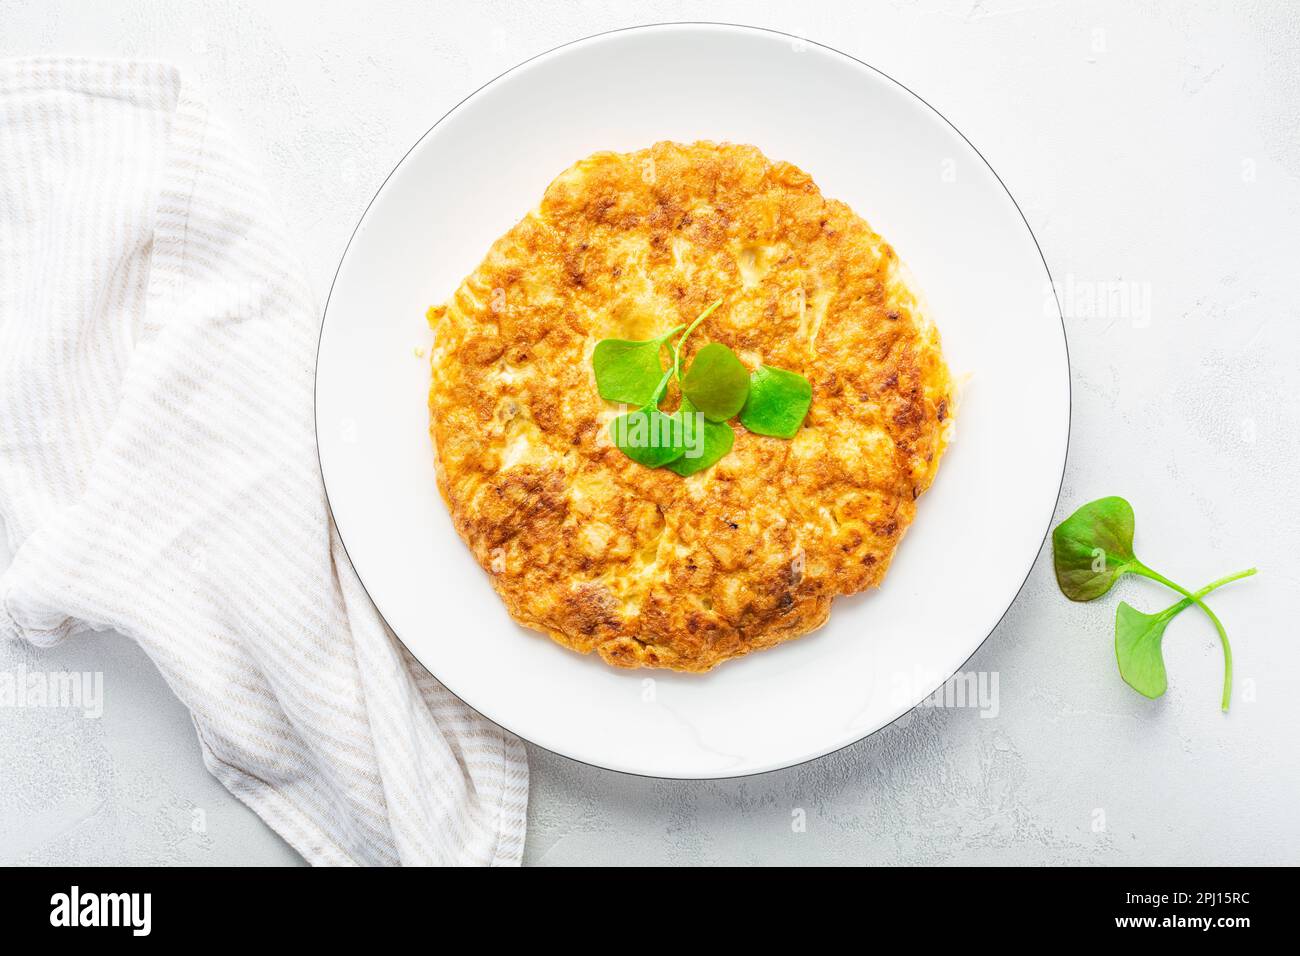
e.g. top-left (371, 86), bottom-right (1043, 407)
top-left (2, 0), bottom-right (1297, 866)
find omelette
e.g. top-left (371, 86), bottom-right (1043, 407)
top-left (427, 141), bottom-right (952, 672)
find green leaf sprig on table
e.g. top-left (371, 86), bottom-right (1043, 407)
top-left (1051, 496), bottom-right (1256, 710)
top-left (594, 300), bottom-right (812, 475)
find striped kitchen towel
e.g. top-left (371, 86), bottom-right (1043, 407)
top-left (0, 58), bottom-right (528, 865)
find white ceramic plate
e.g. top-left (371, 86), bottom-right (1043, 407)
top-left (316, 23), bottom-right (1069, 778)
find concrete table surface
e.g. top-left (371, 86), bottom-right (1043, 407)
top-left (2, 0), bottom-right (1297, 866)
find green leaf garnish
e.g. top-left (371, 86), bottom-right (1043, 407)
top-left (1051, 496), bottom-right (1257, 710)
top-left (1115, 568), bottom-right (1256, 701)
top-left (681, 342), bottom-right (750, 421)
top-left (1051, 496), bottom-right (1140, 601)
top-left (664, 397), bottom-right (734, 476)
top-left (1114, 601), bottom-right (1175, 699)
top-left (738, 365), bottom-right (812, 438)
top-left (593, 298), bottom-right (814, 475)
top-left (609, 406), bottom-right (685, 467)
top-left (592, 324), bottom-right (684, 406)
top-left (608, 367), bottom-right (684, 467)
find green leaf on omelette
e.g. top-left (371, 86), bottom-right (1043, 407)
top-left (592, 323), bottom-right (684, 406)
top-left (680, 342), bottom-right (750, 422)
top-left (664, 396), bottom-right (735, 476)
top-left (738, 365), bottom-right (812, 438)
top-left (609, 405), bottom-right (685, 468)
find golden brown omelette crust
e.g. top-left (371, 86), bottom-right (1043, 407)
top-left (428, 141), bottom-right (952, 672)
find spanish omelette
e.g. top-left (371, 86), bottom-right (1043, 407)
top-left (427, 141), bottom-right (952, 672)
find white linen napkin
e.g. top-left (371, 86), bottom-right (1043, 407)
top-left (0, 57), bottom-right (528, 866)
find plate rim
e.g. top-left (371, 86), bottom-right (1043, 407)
top-left (314, 20), bottom-right (1072, 780)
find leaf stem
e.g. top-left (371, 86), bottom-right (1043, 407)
top-left (673, 299), bottom-right (723, 383)
top-left (1190, 567), bottom-right (1257, 599)
top-left (1135, 565), bottom-right (1256, 711)
top-left (648, 367), bottom-right (675, 407)
top-left (657, 323), bottom-right (687, 344)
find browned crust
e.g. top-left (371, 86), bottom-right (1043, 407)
top-left (428, 141), bottom-right (952, 671)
